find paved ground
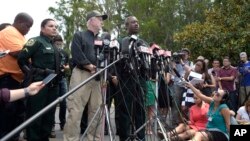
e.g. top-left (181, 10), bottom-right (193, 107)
top-left (18, 105), bottom-right (162, 141)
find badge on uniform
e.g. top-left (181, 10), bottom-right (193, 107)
top-left (26, 39), bottom-right (36, 46)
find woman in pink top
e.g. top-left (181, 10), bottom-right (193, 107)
top-left (159, 95), bottom-right (209, 140)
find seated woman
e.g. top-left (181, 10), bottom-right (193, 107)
top-left (166, 95), bottom-right (209, 140)
top-left (236, 99), bottom-right (250, 124)
top-left (186, 82), bottom-right (231, 141)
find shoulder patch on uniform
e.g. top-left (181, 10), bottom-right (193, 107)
top-left (25, 39), bottom-right (36, 46)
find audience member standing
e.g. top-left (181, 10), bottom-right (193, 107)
top-left (0, 12), bottom-right (33, 140)
top-left (217, 56), bottom-right (237, 112)
top-left (238, 52), bottom-right (250, 106)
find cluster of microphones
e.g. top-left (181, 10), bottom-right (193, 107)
top-left (93, 33), bottom-right (173, 71)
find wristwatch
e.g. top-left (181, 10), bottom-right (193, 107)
top-left (24, 88), bottom-right (29, 98)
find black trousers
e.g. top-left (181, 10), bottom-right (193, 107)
top-left (118, 76), bottom-right (146, 141)
top-left (105, 82), bottom-right (120, 133)
top-left (26, 85), bottom-right (59, 141)
top-left (0, 74), bottom-right (24, 141)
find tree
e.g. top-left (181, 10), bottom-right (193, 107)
top-left (174, 0), bottom-right (250, 65)
top-left (125, 0), bottom-right (212, 49)
top-left (49, 0), bottom-right (212, 52)
top-left (49, 0), bottom-right (126, 52)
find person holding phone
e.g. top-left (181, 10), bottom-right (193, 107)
top-left (0, 81), bottom-right (44, 104)
top-left (185, 82), bottom-right (231, 141)
top-left (17, 18), bottom-right (60, 141)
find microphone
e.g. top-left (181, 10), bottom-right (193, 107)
top-left (110, 40), bottom-right (120, 50)
top-left (150, 43), bottom-right (161, 51)
top-left (121, 35), bottom-right (137, 57)
top-left (173, 68), bottom-right (186, 83)
top-left (94, 32), bottom-right (111, 48)
top-left (95, 32), bottom-right (111, 68)
top-left (102, 32), bottom-right (111, 47)
top-left (164, 50), bottom-right (171, 63)
top-left (110, 39), bottom-right (120, 60)
top-left (135, 39), bottom-right (151, 70)
top-left (129, 35), bottom-right (138, 57)
top-left (173, 68), bottom-right (181, 78)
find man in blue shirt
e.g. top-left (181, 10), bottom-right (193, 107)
top-left (238, 52), bottom-right (250, 106)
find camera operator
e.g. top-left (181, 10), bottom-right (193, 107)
top-left (53, 35), bottom-right (69, 132)
top-left (171, 48), bottom-right (193, 126)
top-left (238, 52), bottom-right (250, 106)
top-left (116, 16), bottom-right (148, 141)
top-left (63, 10), bottom-right (107, 141)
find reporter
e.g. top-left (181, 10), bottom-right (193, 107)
top-left (0, 81), bottom-right (44, 104)
top-left (186, 82), bottom-right (231, 141)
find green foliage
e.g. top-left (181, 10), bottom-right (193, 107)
top-left (49, 0), bottom-right (211, 52)
top-left (124, 0), bottom-right (212, 49)
top-left (49, 0), bottom-right (125, 53)
top-left (174, 0), bottom-right (250, 65)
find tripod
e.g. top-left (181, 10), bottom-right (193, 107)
top-left (122, 59), bottom-right (169, 141)
top-left (80, 52), bottom-right (116, 141)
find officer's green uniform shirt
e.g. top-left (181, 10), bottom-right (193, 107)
top-left (18, 35), bottom-right (56, 80)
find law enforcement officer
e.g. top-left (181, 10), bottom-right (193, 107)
top-left (63, 10), bottom-right (107, 141)
top-left (117, 16), bottom-right (148, 141)
top-left (17, 18), bottom-right (60, 141)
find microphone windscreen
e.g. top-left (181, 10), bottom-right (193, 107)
top-left (121, 37), bottom-right (130, 55)
top-left (101, 32), bottom-right (111, 40)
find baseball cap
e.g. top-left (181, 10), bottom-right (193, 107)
top-left (86, 10), bottom-right (108, 21)
top-left (240, 52), bottom-right (247, 57)
top-left (181, 48), bottom-right (190, 54)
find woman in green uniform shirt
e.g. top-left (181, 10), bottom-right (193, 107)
top-left (18, 18), bottom-right (60, 141)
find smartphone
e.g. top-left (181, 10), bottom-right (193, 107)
top-left (42, 73), bottom-right (57, 85)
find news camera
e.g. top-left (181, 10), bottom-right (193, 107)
top-left (149, 43), bottom-right (172, 74)
top-left (172, 52), bottom-right (185, 64)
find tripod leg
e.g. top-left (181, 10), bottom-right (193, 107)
top-left (156, 118), bottom-right (169, 141)
top-left (80, 106), bottom-right (102, 141)
top-left (104, 105), bottom-right (115, 141)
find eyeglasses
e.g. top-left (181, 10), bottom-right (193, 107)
top-left (214, 91), bottom-right (221, 97)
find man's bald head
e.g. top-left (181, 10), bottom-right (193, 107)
top-left (13, 12), bottom-right (33, 35)
top-left (124, 16), bottom-right (139, 35)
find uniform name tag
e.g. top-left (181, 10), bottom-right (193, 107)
top-left (45, 47), bottom-right (52, 50)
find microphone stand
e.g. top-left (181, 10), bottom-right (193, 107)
top-left (124, 55), bottom-right (170, 141)
top-left (0, 59), bottom-right (121, 141)
top-left (80, 46), bottom-right (116, 141)
top-left (154, 57), bottom-right (170, 141)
